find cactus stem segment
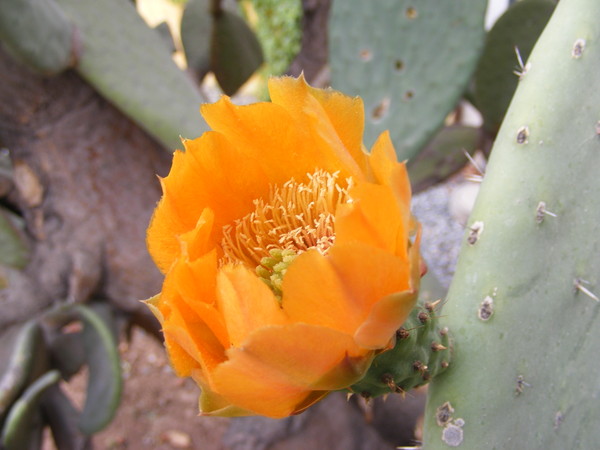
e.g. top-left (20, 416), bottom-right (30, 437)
top-left (350, 299), bottom-right (452, 398)
top-left (516, 126), bottom-right (530, 144)
top-left (573, 278), bottom-right (599, 302)
top-left (572, 38), bottom-right (586, 58)
top-left (535, 201), bottom-right (557, 224)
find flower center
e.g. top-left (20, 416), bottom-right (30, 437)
top-left (220, 169), bottom-right (354, 293)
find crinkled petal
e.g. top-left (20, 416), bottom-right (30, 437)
top-left (192, 370), bottom-right (255, 417)
top-left (335, 182), bottom-right (408, 259)
top-left (268, 75), bottom-right (368, 179)
top-left (282, 242), bottom-right (411, 345)
top-left (229, 324), bottom-right (370, 390)
top-left (201, 84), bottom-right (364, 185)
top-left (173, 250), bottom-right (229, 348)
top-left (281, 249), bottom-right (363, 335)
top-left (216, 265), bottom-right (289, 347)
top-left (162, 305), bottom-right (226, 386)
top-left (211, 356), bottom-right (313, 418)
top-left (147, 132), bottom-right (267, 272)
top-left (354, 228), bottom-right (423, 348)
top-left (368, 131), bottom-right (412, 236)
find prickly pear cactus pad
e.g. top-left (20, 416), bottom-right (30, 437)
top-left (329, 0), bottom-right (486, 161)
top-left (423, 0), bottom-right (600, 448)
top-left (55, 0), bottom-right (207, 150)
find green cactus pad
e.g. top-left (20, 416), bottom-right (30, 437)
top-left (211, 10), bottom-right (264, 95)
top-left (424, 0), bottom-right (600, 447)
top-left (350, 299), bottom-right (451, 398)
top-left (407, 125), bottom-right (481, 193)
top-left (329, 0), bottom-right (487, 161)
top-left (56, 0), bottom-right (208, 150)
top-left (474, 0), bottom-right (555, 133)
top-left (0, 0), bottom-right (75, 74)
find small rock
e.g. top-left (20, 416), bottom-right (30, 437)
top-left (162, 429), bottom-right (192, 448)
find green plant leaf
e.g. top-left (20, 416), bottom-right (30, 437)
top-left (74, 304), bottom-right (122, 435)
top-left (0, 207), bottom-right (29, 270)
top-left (41, 384), bottom-right (90, 450)
top-left (0, 321), bottom-right (43, 423)
top-left (1, 370), bottom-right (60, 450)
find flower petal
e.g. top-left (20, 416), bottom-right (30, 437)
top-left (236, 324), bottom-right (369, 389)
top-left (211, 356), bottom-right (313, 418)
top-left (281, 249), bottom-right (364, 335)
top-left (192, 369), bottom-right (255, 417)
top-left (354, 229), bottom-right (423, 349)
top-left (335, 182), bottom-right (408, 258)
top-left (368, 131), bottom-right (412, 234)
top-left (201, 87), bottom-right (364, 185)
top-left (162, 305), bottom-right (226, 384)
top-left (268, 76), bottom-right (368, 178)
top-left (173, 250), bottom-right (230, 348)
top-left (147, 132), bottom-right (268, 272)
top-left (216, 265), bottom-right (289, 347)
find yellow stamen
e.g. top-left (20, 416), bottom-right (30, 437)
top-left (220, 169), bottom-right (354, 268)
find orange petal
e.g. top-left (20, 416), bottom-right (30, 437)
top-left (354, 229), bottom-right (422, 349)
top-left (163, 334), bottom-right (200, 377)
top-left (202, 90), bottom-right (363, 185)
top-left (216, 265), bottom-right (289, 347)
top-left (335, 182), bottom-right (408, 258)
top-left (281, 249), bottom-right (364, 335)
top-left (145, 293), bottom-right (202, 377)
top-left (329, 242), bottom-right (411, 311)
top-left (230, 324), bottom-right (370, 390)
top-left (147, 132), bottom-right (268, 272)
top-left (368, 131), bottom-right (412, 234)
top-left (211, 324), bottom-right (367, 418)
top-left (191, 369), bottom-right (255, 417)
top-left (268, 76), bottom-right (367, 179)
top-left (172, 250), bottom-right (230, 348)
top-left (177, 208), bottom-right (216, 262)
top-left (162, 305), bottom-right (226, 386)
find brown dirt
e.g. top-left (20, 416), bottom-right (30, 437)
top-left (55, 328), bottom-right (230, 450)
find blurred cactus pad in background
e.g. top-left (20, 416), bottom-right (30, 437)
top-left (3, 0), bottom-right (600, 448)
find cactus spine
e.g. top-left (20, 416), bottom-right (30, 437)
top-left (423, 0), bottom-right (600, 447)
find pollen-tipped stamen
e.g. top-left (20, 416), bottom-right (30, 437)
top-left (220, 169), bottom-right (354, 294)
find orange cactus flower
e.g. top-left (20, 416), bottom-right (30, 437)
top-left (145, 75), bottom-right (423, 418)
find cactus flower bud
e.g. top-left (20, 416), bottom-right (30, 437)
top-left (145, 75), bottom-right (423, 418)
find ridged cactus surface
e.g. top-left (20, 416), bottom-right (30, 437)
top-left (350, 299), bottom-right (451, 398)
top-left (329, 0), bottom-right (486, 161)
top-left (424, 0), bottom-right (600, 447)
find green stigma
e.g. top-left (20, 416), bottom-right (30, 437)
top-left (256, 248), bottom-right (298, 299)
